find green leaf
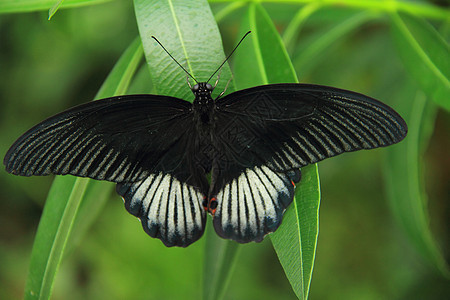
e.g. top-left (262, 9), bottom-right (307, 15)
top-left (282, 2), bottom-right (322, 51)
top-left (134, 0), bottom-right (234, 102)
top-left (48, 0), bottom-right (64, 19)
top-left (0, 0), bottom-right (111, 14)
top-left (203, 220), bottom-right (241, 300)
top-left (214, 2), bottom-right (246, 24)
top-left (133, 1), bottom-right (238, 299)
top-left (293, 10), bottom-right (376, 75)
top-left (24, 177), bottom-right (88, 300)
top-left (384, 88), bottom-right (450, 278)
top-left (24, 37), bottom-right (143, 300)
top-left (234, 3), bottom-right (321, 299)
top-left (271, 165), bottom-right (320, 299)
top-left (68, 37), bottom-right (144, 251)
top-left (208, 0), bottom-right (449, 21)
top-left (95, 37), bottom-right (144, 99)
top-left (233, 4), bottom-right (297, 87)
top-left (390, 12), bottom-right (450, 111)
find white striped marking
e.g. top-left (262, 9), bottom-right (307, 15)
top-left (125, 173), bottom-right (205, 242)
top-left (216, 166), bottom-right (290, 238)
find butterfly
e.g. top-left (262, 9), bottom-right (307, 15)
top-left (3, 33), bottom-right (407, 247)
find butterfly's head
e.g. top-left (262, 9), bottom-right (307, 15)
top-left (191, 82), bottom-right (214, 98)
top-left (192, 82), bottom-right (215, 121)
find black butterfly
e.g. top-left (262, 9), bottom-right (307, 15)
top-left (3, 34), bottom-right (407, 247)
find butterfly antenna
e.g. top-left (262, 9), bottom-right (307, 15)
top-left (207, 31), bottom-right (251, 83)
top-left (152, 36), bottom-right (198, 84)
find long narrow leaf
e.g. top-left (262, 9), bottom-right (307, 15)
top-left (133, 1), bottom-right (240, 299)
top-left (384, 89), bottom-right (449, 278)
top-left (0, 0), bottom-right (111, 14)
top-left (282, 2), bottom-right (322, 51)
top-left (271, 165), bottom-right (320, 299)
top-left (134, 0), bottom-right (234, 101)
top-left (48, 0), bottom-right (64, 19)
top-left (293, 10), bottom-right (376, 74)
top-left (68, 37), bottom-right (144, 251)
top-left (390, 12), bottom-right (450, 111)
top-left (24, 37), bottom-right (144, 300)
top-left (25, 177), bottom-right (88, 300)
top-left (207, 0), bottom-right (449, 20)
top-left (214, 2), bottom-right (246, 24)
top-left (234, 3), bottom-right (321, 299)
top-left (95, 37), bottom-right (144, 99)
top-left (203, 221), bottom-right (241, 300)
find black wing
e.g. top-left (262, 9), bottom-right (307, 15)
top-left (4, 95), bottom-right (194, 182)
top-left (214, 83), bottom-right (407, 171)
top-left (4, 94), bottom-right (210, 247)
top-left (208, 83), bottom-right (407, 243)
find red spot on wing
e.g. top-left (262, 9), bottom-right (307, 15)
top-left (208, 197), bottom-right (218, 216)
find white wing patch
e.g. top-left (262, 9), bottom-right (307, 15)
top-left (213, 166), bottom-right (297, 243)
top-left (116, 173), bottom-right (206, 247)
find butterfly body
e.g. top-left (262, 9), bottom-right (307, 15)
top-left (190, 82), bottom-right (217, 173)
top-left (4, 82), bottom-right (407, 247)
top-left (192, 82), bottom-right (216, 124)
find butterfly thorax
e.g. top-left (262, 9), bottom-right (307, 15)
top-left (192, 82), bottom-right (215, 127)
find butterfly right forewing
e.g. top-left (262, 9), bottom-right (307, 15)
top-left (214, 83), bottom-right (408, 172)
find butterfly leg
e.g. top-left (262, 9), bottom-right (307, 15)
top-left (213, 70), bottom-right (221, 89)
top-left (186, 75), bottom-right (192, 89)
top-left (215, 76), bottom-right (233, 100)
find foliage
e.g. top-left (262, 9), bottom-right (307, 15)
top-left (0, 0), bottom-right (448, 299)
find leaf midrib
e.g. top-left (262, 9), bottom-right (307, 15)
top-left (167, 0), bottom-right (196, 79)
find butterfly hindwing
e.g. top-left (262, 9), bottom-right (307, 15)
top-left (214, 83), bottom-right (407, 172)
top-left (117, 172), bottom-right (207, 247)
top-left (211, 165), bottom-right (300, 243)
top-left (4, 95), bottom-right (193, 182)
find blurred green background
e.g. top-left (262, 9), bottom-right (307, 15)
top-left (0, 1), bottom-right (448, 299)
